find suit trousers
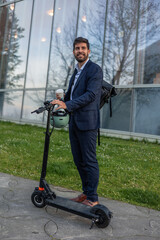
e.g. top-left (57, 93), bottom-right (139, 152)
top-left (69, 116), bottom-right (99, 202)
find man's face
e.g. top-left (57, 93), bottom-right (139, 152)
top-left (73, 42), bottom-right (90, 63)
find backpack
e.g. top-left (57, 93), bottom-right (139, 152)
top-left (100, 80), bottom-right (117, 112)
top-left (98, 80), bottom-right (117, 145)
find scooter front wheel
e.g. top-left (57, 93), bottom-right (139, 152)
top-left (31, 190), bottom-right (46, 208)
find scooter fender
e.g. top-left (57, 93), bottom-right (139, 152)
top-left (90, 204), bottom-right (113, 219)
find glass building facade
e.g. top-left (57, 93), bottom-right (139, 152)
top-left (0, 0), bottom-right (160, 139)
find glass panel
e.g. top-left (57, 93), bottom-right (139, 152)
top-left (135, 0), bottom-right (160, 84)
top-left (0, 91), bottom-right (22, 119)
top-left (101, 88), bottom-right (132, 131)
top-left (77, 0), bottom-right (106, 66)
top-left (22, 90), bottom-right (45, 122)
top-left (46, 90), bottom-right (56, 101)
top-left (5, 0), bottom-right (33, 89)
top-left (43, 90), bottom-right (57, 121)
top-left (25, 0), bottom-right (54, 88)
top-left (0, 4), bottom-right (14, 89)
top-left (134, 88), bottom-right (160, 135)
top-left (47, 0), bottom-right (78, 89)
top-left (103, 0), bottom-right (138, 85)
top-left (0, 0), bottom-right (13, 4)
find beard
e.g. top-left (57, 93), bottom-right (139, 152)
top-left (75, 53), bottom-right (88, 63)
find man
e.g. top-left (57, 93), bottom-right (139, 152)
top-left (51, 37), bottom-right (103, 207)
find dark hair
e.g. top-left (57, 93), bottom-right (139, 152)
top-left (73, 37), bottom-right (90, 50)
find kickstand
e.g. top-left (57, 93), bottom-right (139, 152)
top-left (90, 219), bottom-right (95, 229)
top-left (90, 218), bottom-right (97, 229)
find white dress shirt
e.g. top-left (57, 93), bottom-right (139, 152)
top-left (70, 59), bottom-right (89, 100)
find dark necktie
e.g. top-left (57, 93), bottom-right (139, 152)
top-left (72, 68), bottom-right (78, 85)
top-left (70, 68), bottom-right (78, 100)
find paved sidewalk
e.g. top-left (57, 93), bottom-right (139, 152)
top-left (0, 172), bottom-right (160, 240)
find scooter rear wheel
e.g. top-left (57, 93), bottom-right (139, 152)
top-left (95, 208), bottom-right (111, 228)
top-left (31, 191), bottom-right (46, 208)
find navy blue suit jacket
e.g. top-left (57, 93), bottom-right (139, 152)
top-left (64, 60), bottom-right (103, 131)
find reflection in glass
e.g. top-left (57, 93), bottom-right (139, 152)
top-left (133, 88), bottom-right (160, 135)
top-left (0, 0), bottom-right (13, 4)
top-left (0, 4), bottom-right (14, 89)
top-left (22, 90), bottom-right (45, 122)
top-left (77, 0), bottom-right (106, 66)
top-left (43, 90), bottom-right (57, 121)
top-left (103, 0), bottom-right (138, 85)
top-left (1, 91), bottom-right (22, 119)
top-left (48, 0), bottom-right (78, 89)
top-left (5, 0), bottom-right (33, 89)
top-left (46, 90), bottom-right (56, 101)
top-left (135, 0), bottom-right (160, 84)
top-left (101, 89), bottom-right (132, 131)
top-left (0, 4), bottom-right (14, 114)
top-left (26, 0), bottom-right (54, 88)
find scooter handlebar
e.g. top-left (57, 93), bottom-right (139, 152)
top-left (31, 101), bottom-right (54, 114)
top-left (31, 107), bottom-right (46, 114)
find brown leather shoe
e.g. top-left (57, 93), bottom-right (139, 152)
top-left (82, 199), bottom-right (99, 207)
top-left (71, 193), bottom-right (87, 203)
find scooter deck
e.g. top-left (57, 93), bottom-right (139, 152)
top-left (45, 196), bottom-right (99, 220)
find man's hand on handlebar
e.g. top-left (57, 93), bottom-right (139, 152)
top-left (51, 99), bottom-right (67, 110)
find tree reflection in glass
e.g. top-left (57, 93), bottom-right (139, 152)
top-left (0, 1), bottom-right (32, 115)
top-left (136, 0), bottom-right (160, 84)
top-left (103, 0), bottom-right (139, 85)
top-left (77, 0), bottom-right (106, 66)
top-left (47, 0), bottom-right (79, 89)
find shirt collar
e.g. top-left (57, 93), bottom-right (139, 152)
top-left (75, 58), bottom-right (89, 72)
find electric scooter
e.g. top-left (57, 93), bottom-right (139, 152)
top-left (31, 102), bottom-right (112, 229)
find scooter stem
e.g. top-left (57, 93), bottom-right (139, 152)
top-left (40, 105), bottom-right (52, 186)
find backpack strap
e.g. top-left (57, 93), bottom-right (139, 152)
top-left (98, 128), bottom-right (100, 146)
top-left (98, 81), bottom-right (117, 146)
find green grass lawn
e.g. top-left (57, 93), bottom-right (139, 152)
top-left (0, 120), bottom-right (160, 211)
